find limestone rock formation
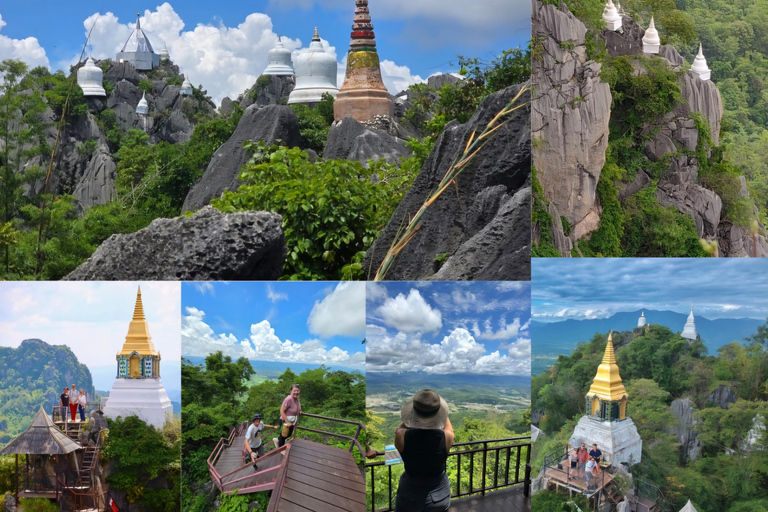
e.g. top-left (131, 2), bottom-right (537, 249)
top-left (324, 116), bottom-right (410, 164)
top-left (655, 157), bottom-right (722, 237)
top-left (532, 0), bottom-right (612, 249)
top-left (363, 84), bottom-right (530, 280)
top-left (64, 206), bottom-right (285, 280)
top-left (670, 398), bottom-right (701, 461)
top-left (708, 385), bottom-right (738, 409)
top-left (182, 105), bottom-right (302, 212)
top-left (602, 15), bottom-right (645, 56)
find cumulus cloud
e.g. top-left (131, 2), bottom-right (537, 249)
top-left (0, 15), bottom-right (49, 69)
top-left (182, 308), bottom-right (364, 366)
top-left (366, 326), bottom-right (528, 375)
top-left (75, 4), bottom-right (423, 105)
top-left (308, 282), bottom-right (366, 338)
top-left (376, 289), bottom-right (442, 333)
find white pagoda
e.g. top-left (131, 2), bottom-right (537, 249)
top-left (681, 306), bottom-right (698, 341)
top-left (691, 44), bottom-right (711, 81)
top-left (643, 17), bottom-right (661, 54)
top-left (77, 57), bottom-right (106, 97)
top-left (602, 0), bottom-right (622, 31)
top-left (103, 287), bottom-right (172, 429)
top-left (263, 37), bottom-right (295, 76)
top-left (288, 28), bottom-right (339, 105)
top-left (116, 14), bottom-right (160, 71)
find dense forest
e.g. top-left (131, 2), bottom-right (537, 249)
top-left (181, 352), bottom-right (366, 512)
top-left (0, 46), bottom-right (529, 281)
top-left (0, 339), bottom-right (93, 443)
top-left (533, 0), bottom-right (768, 257)
top-left (531, 322), bottom-right (768, 511)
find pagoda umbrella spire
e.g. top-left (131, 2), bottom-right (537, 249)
top-left (333, 0), bottom-right (394, 122)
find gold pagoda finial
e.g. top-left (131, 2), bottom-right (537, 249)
top-left (118, 287), bottom-right (158, 356)
top-left (586, 331), bottom-right (627, 401)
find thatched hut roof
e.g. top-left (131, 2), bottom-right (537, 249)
top-left (0, 406), bottom-right (81, 455)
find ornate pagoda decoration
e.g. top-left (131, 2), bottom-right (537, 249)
top-left (334, 0), bottom-right (393, 121)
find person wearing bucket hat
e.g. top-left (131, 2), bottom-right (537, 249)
top-left (243, 413), bottom-right (274, 469)
top-left (276, 384), bottom-right (302, 448)
top-left (393, 389), bottom-right (455, 512)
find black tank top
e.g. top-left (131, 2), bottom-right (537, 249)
top-left (401, 429), bottom-right (449, 478)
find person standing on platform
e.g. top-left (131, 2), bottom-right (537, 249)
top-left (78, 390), bottom-right (87, 421)
top-left (69, 384), bottom-right (78, 421)
top-left (277, 384), bottom-right (301, 448)
top-left (60, 388), bottom-right (69, 422)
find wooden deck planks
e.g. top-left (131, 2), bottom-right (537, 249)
top-left (274, 439), bottom-right (365, 512)
top-left (448, 486), bottom-right (529, 512)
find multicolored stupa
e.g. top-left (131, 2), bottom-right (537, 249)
top-left (102, 287), bottom-right (172, 429)
top-left (334, 0), bottom-right (393, 121)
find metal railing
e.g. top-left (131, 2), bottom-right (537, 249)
top-left (634, 477), bottom-right (673, 512)
top-left (52, 402), bottom-right (101, 424)
top-left (57, 476), bottom-right (108, 512)
top-left (365, 435), bottom-right (531, 512)
top-left (291, 412), bottom-right (367, 460)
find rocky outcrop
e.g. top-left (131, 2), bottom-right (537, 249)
top-left (532, 0), bottom-right (612, 245)
top-left (363, 84), bottom-right (530, 280)
top-left (602, 15), bottom-right (645, 56)
top-left (64, 206), bottom-right (286, 281)
top-left (707, 385), bottom-right (738, 409)
top-left (677, 70), bottom-right (723, 146)
top-left (73, 147), bottom-right (117, 208)
top-left (655, 157), bottom-right (722, 237)
top-left (670, 398), bottom-right (701, 462)
top-left (182, 105), bottom-right (302, 212)
top-left (324, 116), bottom-right (411, 164)
top-left (255, 75), bottom-right (295, 106)
top-left (427, 74), bottom-right (461, 89)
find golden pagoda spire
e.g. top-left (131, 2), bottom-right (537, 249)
top-left (118, 286), bottom-right (159, 356)
top-left (586, 331), bottom-right (627, 401)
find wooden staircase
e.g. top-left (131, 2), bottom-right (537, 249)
top-left (77, 445), bottom-right (99, 487)
top-left (603, 480), bottom-right (623, 506)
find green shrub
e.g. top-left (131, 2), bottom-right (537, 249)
top-left (212, 142), bottom-right (417, 280)
top-left (138, 79), bottom-right (153, 94)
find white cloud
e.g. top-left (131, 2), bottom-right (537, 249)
top-left (267, 285), bottom-right (288, 303)
top-left (478, 316), bottom-right (526, 340)
top-left (193, 282), bottom-right (214, 296)
top-left (181, 309), bottom-right (364, 367)
top-left (501, 337), bottom-right (531, 358)
top-left (496, 282), bottom-right (528, 292)
top-left (366, 283), bottom-right (389, 303)
top-left (376, 289), bottom-right (442, 333)
top-left (366, 326), bottom-right (528, 375)
top-left (0, 15), bottom-right (49, 69)
top-left (74, 4), bottom-right (422, 105)
top-left (307, 282), bottom-right (366, 338)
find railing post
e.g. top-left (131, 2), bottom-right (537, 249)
top-left (505, 446), bottom-right (511, 484)
top-left (524, 463), bottom-right (531, 497)
top-left (456, 453), bottom-right (461, 497)
top-left (481, 442), bottom-right (487, 496)
top-left (388, 463), bottom-right (392, 512)
top-left (515, 445), bottom-right (522, 482)
top-left (469, 451), bottom-right (474, 494)
top-left (494, 447), bottom-right (499, 489)
top-left (370, 465), bottom-right (374, 512)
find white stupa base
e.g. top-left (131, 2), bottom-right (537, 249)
top-left (80, 85), bottom-right (107, 97)
top-left (605, 19), bottom-right (622, 31)
top-left (288, 87), bottom-right (339, 105)
top-left (691, 70), bottom-right (710, 81)
top-left (103, 378), bottom-right (173, 430)
top-left (643, 44), bottom-right (660, 54)
top-left (570, 415), bottom-right (643, 466)
top-left (262, 66), bottom-right (294, 76)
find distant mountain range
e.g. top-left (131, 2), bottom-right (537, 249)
top-left (367, 371), bottom-right (530, 390)
top-left (533, 309), bottom-right (764, 358)
top-left (182, 356), bottom-right (365, 379)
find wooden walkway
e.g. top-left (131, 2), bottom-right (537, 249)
top-left (269, 439), bottom-right (365, 512)
top-left (543, 466), bottom-right (614, 496)
top-left (448, 486), bottom-right (529, 512)
top-left (215, 435), bottom-right (284, 494)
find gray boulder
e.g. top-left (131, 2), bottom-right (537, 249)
top-left (659, 45), bottom-right (686, 68)
top-left (656, 157), bottom-right (722, 237)
top-left (73, 147), bottom-right (117, 208)
top-left (105, 61), bottom-right (141, 85)
top-left (107, 80), bottom-right (142, 110)
top-left (156, 110), bottom-right (193, 144)
top-left (324, 116), bottom-right (410, 164)
top-left (427, 74), bottom-right (461, 89)
top-left (64, 206), bottom-right (286, 281)
top-left (707, 385), bottom-right (738, 409)
top-left (254, 75), bottom-right (295, 106)
top-left (363, 83), bottom-right (530, 281)
top-left (601, 16), bottom-right (645, 57)
top-left (182, 105), bottom-right (301, 212)
top-left (113, 103), bottom-right (139, 132)
top-left (670, 398), bottom-right (701, 462)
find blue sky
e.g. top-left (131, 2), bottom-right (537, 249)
top-left (366, 282), bottom-right (531, 375)
top-left (0, 0), bottom-right (530, 104)
top-left (533, 258), bottom-right (768, 322)
top-left (181, 281), bottom-right (366, 369)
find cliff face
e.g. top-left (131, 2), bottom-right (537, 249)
top-left (532, 0), bottom-right (612, 255)
top-left (533, 2), bottom-right (768, 257)
top-left (14, 59), bottom-right (215, 211)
